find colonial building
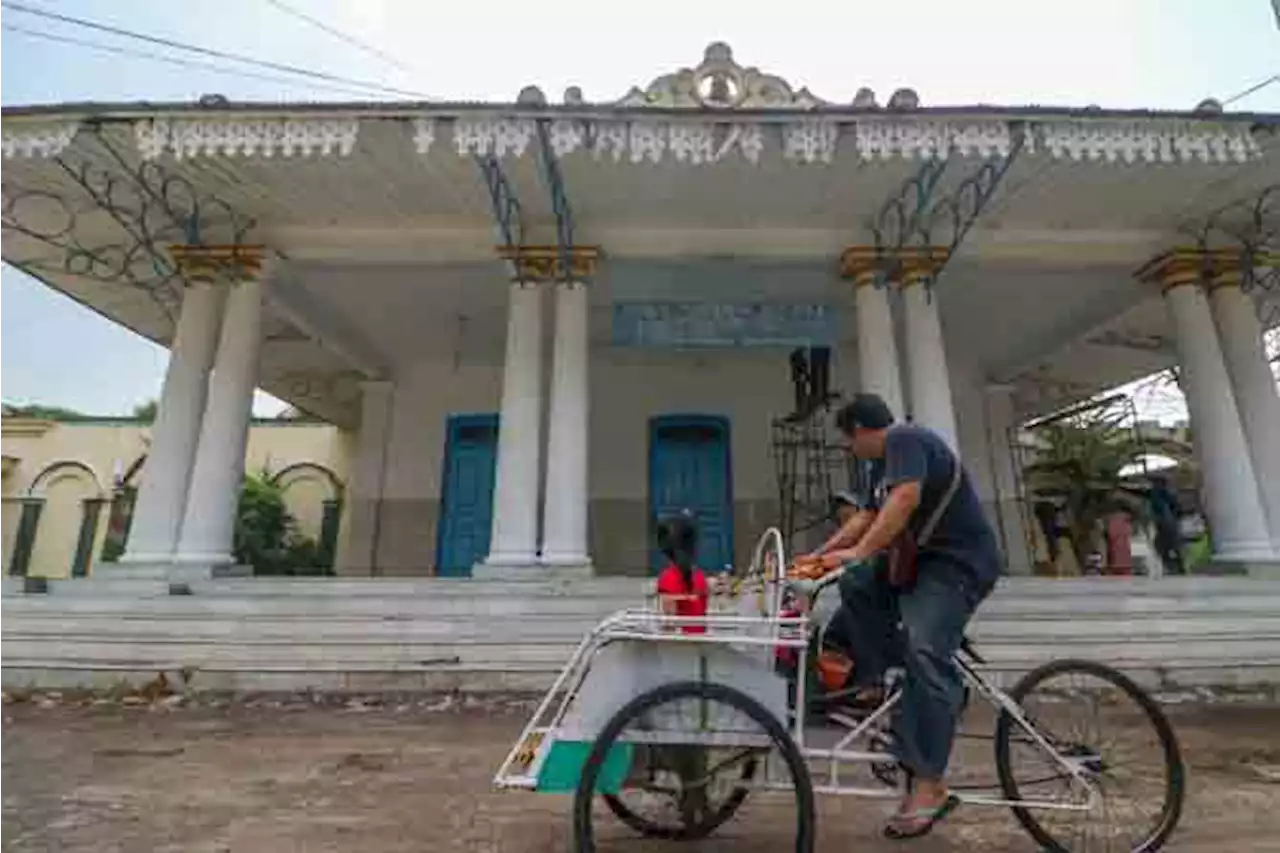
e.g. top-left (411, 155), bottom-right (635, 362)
top-left (1, 416), bottom-right (347, 578)
top-left (3, 43), bottom-right (1278, 582)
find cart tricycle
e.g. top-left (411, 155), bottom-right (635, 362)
top-left (494, 528), bottom-right (1185, 852)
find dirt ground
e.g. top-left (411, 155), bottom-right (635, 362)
top-left (3, 694), bottom-right (1279, 853)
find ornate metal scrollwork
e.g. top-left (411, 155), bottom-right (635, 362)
top-left (867, 124), bottom-right (1026, 281)
top-left (474, 153), bottom-right (525, 248)
top-left (1182, 184), bottom-right (1279, 323)
top-left (911, 124), bottom-right (1028, 261)
top-left (870, 156), bottom-right (951, 254)
top-left (534, 119), bottom-right (577, 280)
top-left (2, 125), bottom-right (256, 325)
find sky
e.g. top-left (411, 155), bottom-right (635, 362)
top-left (1, 0), bottom-right (1278, 418)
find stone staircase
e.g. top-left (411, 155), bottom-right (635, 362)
top-left (3, 576), bottom-right (1279, 694)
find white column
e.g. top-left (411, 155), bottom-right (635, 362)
top-left (902, 277), bottom-right (959, 449)
top-left (984, 384), bottom-right (1033, 575)
top-left (334, 380), bottom-right (394, 576)
top-left (1209, 280), bottom-right (1280, 549)
top-left (1164, 280), bottom-right (1272, 561)
top-left (540, 281), bottom-right (591, 569)
top-left (174, 273), bottom-right (266, 569)
top-left (854, 278), bottom-right (905, 420)
top-left (121, 282), bottom-right (227, 564)
top-left (481, 281), bottom-right (544, 568)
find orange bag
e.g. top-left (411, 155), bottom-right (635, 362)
top-left (817, 649), bottom-right (854, 692)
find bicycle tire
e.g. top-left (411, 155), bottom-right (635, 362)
top-left (573, 680), bottom-right (815, 853)
top-left (601, 754), bottom-right (757, 840)
top-left (993, 658), bottom-right (1185, 853)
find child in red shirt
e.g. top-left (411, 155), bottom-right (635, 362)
top-left (655, 512), bottom-right (709, 634)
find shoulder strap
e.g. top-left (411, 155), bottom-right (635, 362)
top-left (917, 450), bottom-right (963, 548)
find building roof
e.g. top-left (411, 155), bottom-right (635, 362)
top-left (3, 43), bottom-right (1277, 426)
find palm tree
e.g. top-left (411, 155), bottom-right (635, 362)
top-left (1023, 406), bottom-right (1192, 573)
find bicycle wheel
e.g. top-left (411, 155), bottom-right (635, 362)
top-left (573, 681), bottom-right (815, 853)
top-left (602, 751), bottom-right (757, 840)
top-left (994, 659), bottom-right (1185, 853)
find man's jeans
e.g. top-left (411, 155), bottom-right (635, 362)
top-left (837, 562), bottom-right (990, 779)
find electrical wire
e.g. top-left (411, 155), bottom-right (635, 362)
top-left (263, 0), bottom-right (411, 72)
top-left (3, 23), bottom-right (402, 100)
top-left (1221, 73), bottom-right (1280, 107)
top-left (1, 0), bottom-right (431, 99)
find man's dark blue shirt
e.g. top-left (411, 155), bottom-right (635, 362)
top-left (858, 424), bottom-right (1003, 588)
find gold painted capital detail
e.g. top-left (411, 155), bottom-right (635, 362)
top-left (839, 245), bottom-right (950, 284)
top-left (838, 246), bottom-right (881, 285)
top-left (169, 244), bottom-right (267, 284)
top-left (497, 245), bottom-right (600, 282)
top-left (1135, 248), bottom-right (1279, 292)
top-left (896, 246), bottom-right (950, 284)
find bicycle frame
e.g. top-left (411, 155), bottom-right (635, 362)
top-left (494, 527), bottom-right (1102, 817)
top-left (768, 654), bottom-right (1101, 813)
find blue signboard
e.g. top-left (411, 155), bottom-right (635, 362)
top-left (612, 302), bottom-right (838, 348)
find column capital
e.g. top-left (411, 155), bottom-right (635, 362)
top-left (1135, 247), bottom-right (1279, 292)
top-left (839, 245), bottom-right (951, 285)
top-left (496, 245), bottom-right (601, 282)
top-left (838, 246), bottom-right (883, 285)
top-left (896, 246), bottom-right (951, 286)
top-left (168, 244), bottom-right (268, 284)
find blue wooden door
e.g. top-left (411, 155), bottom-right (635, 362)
top-left (649, 416), bottom-right (734, 573)
top-left (436, 414), bottom-right (499, 577)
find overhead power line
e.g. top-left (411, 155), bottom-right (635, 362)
top-left (3, 23), bottom-right (401, 100)
top-left (263, 0), bottom-right (411, 72)
top-left (1221, 72), bottom-right (1280, 106)
top-left (1, 0), bottom-right (431, 99)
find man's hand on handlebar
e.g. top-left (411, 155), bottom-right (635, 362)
top-left (789, 554), bottom-right (825, 580)
top-left (789, 551), bottom-right (876, 582)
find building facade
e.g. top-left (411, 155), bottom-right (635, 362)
top-left (1, 418), bottom-right (347, 578)
top-left (2, 44), bottom-right (1277, 582)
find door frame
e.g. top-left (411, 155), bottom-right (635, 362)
top-left (434, 412), bottom-right (500, 575)
top-left (646, 414), bottom-right (735, 572)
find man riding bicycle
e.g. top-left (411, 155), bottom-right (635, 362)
top-left (792, 393), bottom-right (1001, 840)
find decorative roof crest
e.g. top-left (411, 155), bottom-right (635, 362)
top-left (615, 42), bottom-right (827, 110)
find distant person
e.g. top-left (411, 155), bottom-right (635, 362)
top-left (1148, 476), bottom-right (1184, 575)
top-left (1105, 511), bottom-right (1134, 575)
top-left (1033, 501), bottom-right (1061, 564)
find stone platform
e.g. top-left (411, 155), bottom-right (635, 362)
top-left (3, 575), bottom-right (1279, 694)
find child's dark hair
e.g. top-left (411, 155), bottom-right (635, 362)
top-left (657, 510), bottom-right (699, 589)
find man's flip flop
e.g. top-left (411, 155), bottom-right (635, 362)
top-left (883, 793), bottom-right (960, 840)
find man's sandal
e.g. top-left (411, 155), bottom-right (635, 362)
top-left (883, 793), bottom-right (960, 840)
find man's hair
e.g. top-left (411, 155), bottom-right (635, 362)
top-left (834, 393), bottom-right (895, 435)
top-left (828, 489), bottom-right (863, 519)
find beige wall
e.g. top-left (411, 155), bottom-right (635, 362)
top-left (0, 419), bottom-right (350, 577)
top-left (342, 341), bottom-right (1031, 577)
top-left (0, 355), bottom-right (1028, 579)
top-left (349, 346), bottom-right (868, 575)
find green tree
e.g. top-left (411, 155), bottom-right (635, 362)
top-left (2, 402), bottom-right (89, 421)
top-left (131, 399), bottom-right (158, 422)
top-left (233, 471), bottom-right (329, 576)
top-left (1024, 407), bottom-right (1192, 572)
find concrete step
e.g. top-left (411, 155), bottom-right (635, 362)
top-left (5, 613), bottom-right (1278, 642)
top-left (7, 592), bottom-right (1280, 621)
top-left (6, 575), bottom-right (1278, 600)
top-left (2, 576), bottom-right (650, 599)
top-left (6, 576), bottom-right (1280, 695)
top-left (0, 595), bottom-right (629, 618)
